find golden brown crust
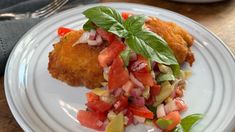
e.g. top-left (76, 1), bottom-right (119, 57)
top-left (145, 17), bottom-right (194, 65)
top-left (48, 30), bottom-right (105, 88)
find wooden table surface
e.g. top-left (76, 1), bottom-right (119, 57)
top-left (0, 0), bottom-right (235, 131)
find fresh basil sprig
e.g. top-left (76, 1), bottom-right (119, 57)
top-left (83, 6), bottom-right (179, 66)
top-left (83, 6), bottom-right (128, 37)
top-left (83, 20), bottom-right (96, 31)
top-left (174, 114), bottom-right (204, 132)
top-left (120, 48), bottom-right (131, 66)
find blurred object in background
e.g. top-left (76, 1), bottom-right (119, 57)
top-left (170, 0), bottom-right (224, 3)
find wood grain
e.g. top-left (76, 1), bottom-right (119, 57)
top-left (1, 0), bottom-right (235, 131)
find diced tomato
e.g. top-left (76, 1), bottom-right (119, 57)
top-left (128, 105), bottom-right (154, 119)
top-left (86, 100), bottom-right (112, 113)
top-left (57, 27), bottom-right (73, 37)
top-left (129, 56), bottom-right (154, 86)
top-left (175, 98), bottom-right (188, 112)
top-left (133, 71), bottom-right (154, 86)
top-left (98, 39), bottom-right (125, 67)
top-left (162, 111), bottom-right (181, 131)
top-left (77, 110), bottom-right (106, 130)
top-left (175, 86), bottom-right (184, 97)
top-left (150, 84), bottom-right (161, 96)
top-left (96, 28), bottom-right (116, 43)
top-left (125, 110), bottom-right (134, 125)
top-left (86, 92), bottom-right (99, 102)
top-left (122, 80), bottom-right (135, 94)
top-left (114, 95), bottom-right (129, 113)
top-left (146, 84), bottom-right (161, 105)
top-left (121, 12), bottom-right (133, 20)
top-left (108, 56), bottom-right (129, 90)
top-left (145, 96), bottom-right (155, 106)
top-left (129, 55), bottom-right (149, 73)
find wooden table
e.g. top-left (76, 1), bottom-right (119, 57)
top-left (0, 0), bottom-right (235, 131)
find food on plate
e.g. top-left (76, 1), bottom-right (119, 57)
top-left (145, 17), bottom-right (195, 65)
top-left (48, 29), bottom-right (105, 88)
top-left (48, 10), bottom-right (195, 89)
top-left (48, 6), bottom-right (203, 132)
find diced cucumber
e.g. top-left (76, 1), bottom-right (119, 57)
top-left (154, 81), bottom-right (173, 106)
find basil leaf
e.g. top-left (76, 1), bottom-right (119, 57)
top-left (120, 48), bottom-right (131, 66)
top-left (83, 20), bottom-right (96, 31)
top-left (156, 119), bottom-right (173, 129)
top-left (156, 73), bottom-right (175, 82)
top-left (135, 30), bottom-right (178, 65)
top-left (83, 6), bottom-right (128, 37)
top-left (125, 35), bottom-right (159, 59)
top-left (181, 114), bottom-right (204, 132)
top-left (173, 124), bottom-right (184, 132)
top-left (124, 15), bottom-right (147, 34)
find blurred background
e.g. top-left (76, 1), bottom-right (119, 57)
top-left (0, 0), bottom-right (234, 131)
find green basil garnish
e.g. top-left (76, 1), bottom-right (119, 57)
top-left (120, 48), bottom-right (131, 66)
top-left (174, 124), bottom-right (184, 132)
top-left (83, 20), bottom-right (96, 31)
top-left (173, 114), bottom-right (204, 132)
top-left (124, 15), bottom-right (146, 34)
top-left (181, 114), bottom-right (204, 131)
top-left (83, 6), bottom-right (128, 37)
top-left (128, 30), bottom-right (178, 65)
top-left (83, 6), bottom-right (179, 66)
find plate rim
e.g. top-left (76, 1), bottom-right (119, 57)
top-left (4, 2), bottom-right (235, 132)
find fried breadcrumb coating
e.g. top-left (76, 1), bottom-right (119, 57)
top-left (48, 30), bottom-right (105, 88)
top-left (145, 17), bottom-right (195, 65)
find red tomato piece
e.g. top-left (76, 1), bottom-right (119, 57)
top-left (96, 28), bottom-right (116, 43)
top-left (57, 27), bottom-right (72, 37)
top-left (121, 12), bottom-right (133, 20)
top-left (133, 71), bottom-right (154, 87)
top-left (162, 111), bottom-right (181, 131)
top-left (125, 110), bottom-right (134, 125)
top-left (129, 55), bottom-right (149, 73)
top-left (114, 95), bottom-right (129, 113)
top-left (150, 84), bottom-right (161, 96)
top-left (77, 110), bottom-right (106, 130)
top-left (145, 96), bottom-right (155, 106)
top-left (98, 39), bottom-right (125, 67)
top-left (86, 92), bottom-right (99, 102)
top-left (128, 104), bottom-right (154, 119)
top-left (129, 56), bottom-right (154, 86)
top-left (86, 100), bottom-right (112, 113)
top-left (175, 98), bottom-right (188, 112)
top-left (108, 56), bottom-right (129, 90)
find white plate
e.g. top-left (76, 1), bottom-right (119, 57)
top-left (4, 3), bottom-right (235, 132)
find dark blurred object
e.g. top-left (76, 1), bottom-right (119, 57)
top-left (169, 0), bottom-right (224, 3)
top-left (0, 0), bottom-right (99, 75)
